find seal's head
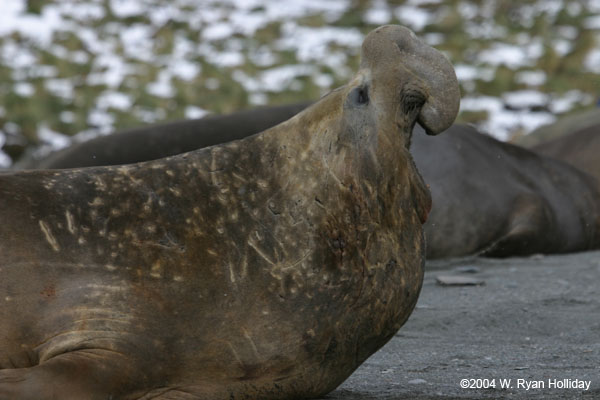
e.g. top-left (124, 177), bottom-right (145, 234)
top-left (360, 25), bottom-right (460, 139)
top-left (288, 25), bottom-right (459, 225)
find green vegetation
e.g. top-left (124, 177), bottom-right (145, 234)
top-left (0, 0), bottom-right (598, 164)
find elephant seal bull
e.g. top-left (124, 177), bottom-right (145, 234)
top-left (28, 109), bottom-right (600, 260)
top-left (0, 25), bottom-right (460, 400)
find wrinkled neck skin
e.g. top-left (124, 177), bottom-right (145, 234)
top-left (153, 81), bottom-right (427, 393)
top-left (198, 83), bottom-right (429, 391)
top-left (216, 94), bottom-right (426, 394)
top-left (257, 74), bottom-right (431, 225)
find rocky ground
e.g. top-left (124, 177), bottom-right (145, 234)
top-left (321, 251), bottom-right (600, 399)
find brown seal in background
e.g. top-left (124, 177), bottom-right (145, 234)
top-left (411, 123), bottom-right (600, 258)
top-left (531, 120), bottom-right (600, 182)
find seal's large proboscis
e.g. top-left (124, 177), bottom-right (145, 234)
top-left (0, 25), bottom-right (459, 400)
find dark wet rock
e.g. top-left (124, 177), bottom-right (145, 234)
top-left (435, 275), bottom-right (485, 286)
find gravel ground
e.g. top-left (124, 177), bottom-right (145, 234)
top-left (321, 251), bottom-right (600, 399)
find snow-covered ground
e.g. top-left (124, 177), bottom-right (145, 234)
top-left (0, 0), bottom-right (599, 166)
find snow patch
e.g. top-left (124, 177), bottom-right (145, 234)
top-left (96, 91), bottom-right (133, 111)
top-left (0, 2), bottom-right (67, 46)
top-left (87, 109), bottom-right (115, 131)
top-left (0, 149), bottom-right (11, 168)
top-left (45, 79), bottom-right (74, 99)
top-left (550, 90), bottom-right (594, 114)
top-left (454, 64), bottom-right (495, 82)
top-left (1, 41), bottom-right (37, 69)
top-left (460, 95), bottom-right (555, 140)
top-left (234, 64), bottom-right (317, 93)
top-left (60, 111), bottom-right (76, 124)
top-left (146, 70), bottom-right (175, 98)
top-left (185, 106), bottom-right (210, 119)
top-left (198, 43), bottom-right (245, 68)
top-left (503, 90), bottom-right (549, 109)
top-left (202, 22), bottom-right (235, 41)
top-left (88, 53), bottom-right (133, 88)
top-left (249, 46), bottom-right (278, 67)
top-left (277, 23), bottom-right (362, 65)
top-left (478, 41), bottom-right (543, 69)
top-left (110, 0), bottom-right (144, 18)
top-left (364, 0), bottom-right (392, 25)
top-left (515, 70), bottom-right (547, 86)
top-left (553, 39), bottom-right (573, 56)
top-left (584, 48), bottom-right (600, 74)
top-left (394, 5), bottom-right (433, 31)
top-left (38, 124), bottom-right (71, 151)
top-left (120, 24), bottom-right (156, 63)
top-left (14, 82), bottom-right (35, 97)
top-left (584, 14), bottom-right (600, 29)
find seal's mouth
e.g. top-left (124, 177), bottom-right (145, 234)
top-left (410, 163), bottom-right (432, 225)
top-left (420, 193), bottom-right (432, 224)
top-left (395, 121), bottom-right (416, 148)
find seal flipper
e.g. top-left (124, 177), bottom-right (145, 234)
top-left (0, 349), bottom-right (150, 400)
top-left (479, 194), bottom-right (553, 258)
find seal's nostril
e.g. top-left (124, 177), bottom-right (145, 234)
top-left (358, 88), bottom-right (369, 104)
top-left (348, 86), bottom-right (369, 106)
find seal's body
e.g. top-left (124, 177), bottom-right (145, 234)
top-left (1, 131), bottom-right (420, 398)
top-left (412, 124), bottom-right (600, 258)
top-left (28, 112), bottom-right (600, 260)
top-left (0, 25), bottom-right (460, 399)
top-left (532, 122), bottom-right (600, 183)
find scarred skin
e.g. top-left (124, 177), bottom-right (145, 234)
top-left (0, 25), bottom-right (459, 399)
top-left (28, 111), bottom-right (600, 260)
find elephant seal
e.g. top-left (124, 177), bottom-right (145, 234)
top-left (0, 25), bottom-right (460, 399)
top-left (28, 109), bottom-right (600, 260)
top-left (531, 122), bottom-right (600, 182)
top-left (513, 108), bottom-right (600, 147)
top-left (411, 124), bottom-right (600, 258)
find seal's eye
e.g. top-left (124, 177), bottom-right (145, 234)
top-left (349, 86), bottom-right (369, 106)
